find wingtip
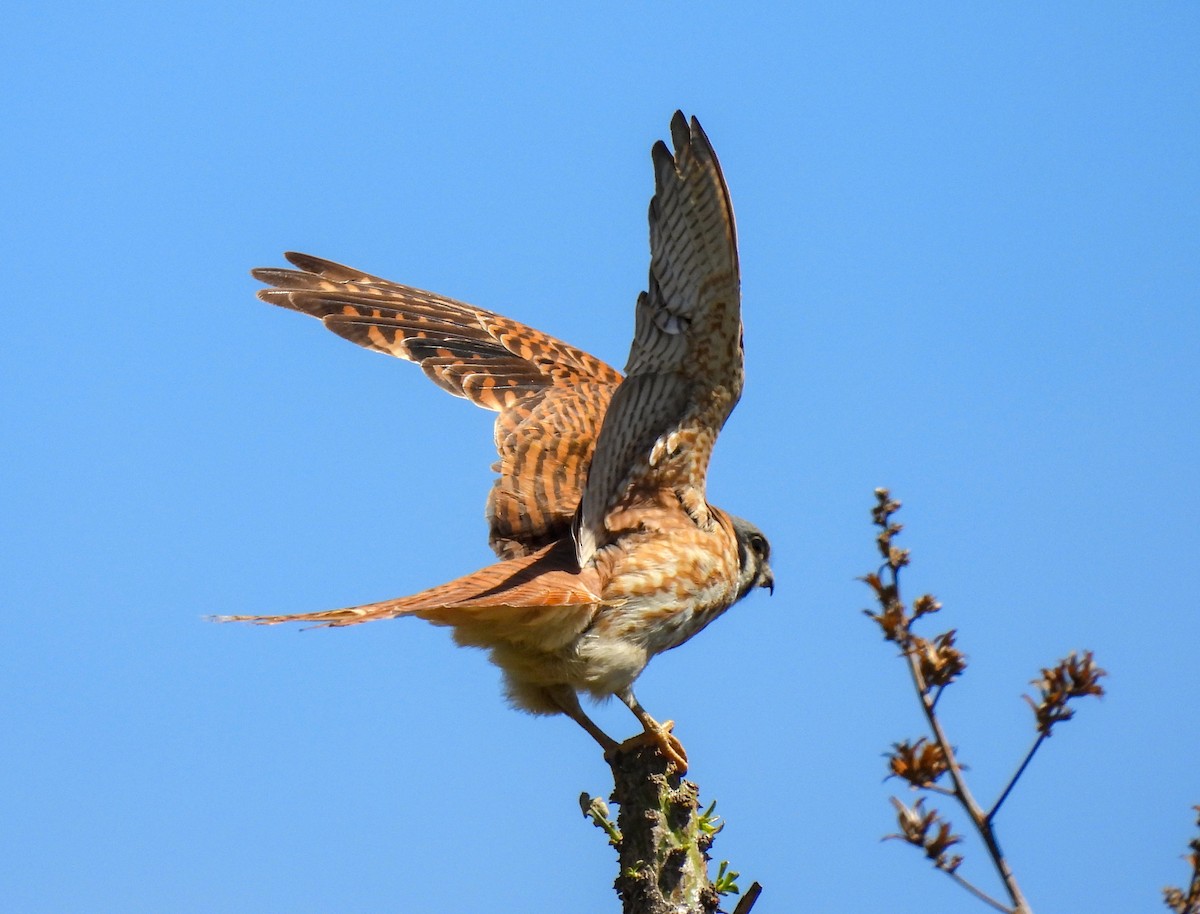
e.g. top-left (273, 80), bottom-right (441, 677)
top-left (688, 115), bottom-right (713, 156)
top-left (669, 110), bottom-right (691, 155)
top-left (250, 266), bottom-right (285, 285)
top-left (650, 137), bottom-right (674, 174)
top-left (284, 251), bottom-right (316, 269)
top-left (659, 111), bottom-right (717, 174)
top-left (251, 257), bottom-right (316, 288)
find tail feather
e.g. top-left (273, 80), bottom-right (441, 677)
top-left (212, 540), bottom-right (604, 635)
top-left (211, 597), bottom-right (415, 628)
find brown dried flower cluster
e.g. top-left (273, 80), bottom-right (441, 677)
top-left (1024, 651), bottom-right (1107, 736)
top-left (888, 738), bottom-right (949, 789)
top-left (888, 797), bottom-right (964, 873)
top-left (1163, 806), bottom-right (1200, 914)
top-left (912, 630), bottom-right (967, 692)
top-left (863, 492), bottom-right (963, 699)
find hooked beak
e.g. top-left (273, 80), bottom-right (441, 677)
top-left (760, 565), bottom-right (775, 596)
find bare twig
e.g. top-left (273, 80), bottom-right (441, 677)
top-left (901, 631), bottom-right (1031, 913)
top-left (731, 881), bottom-right (763, 914)
top-left (988, 735), bottom-right (1045, 824)
top-left (946, 870), bottom-right (1014, 914)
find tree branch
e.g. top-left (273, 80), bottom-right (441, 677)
top-left (902, 642), bottom-right (1030, 913)
top-left (582, 742), bottom-right (756, 914)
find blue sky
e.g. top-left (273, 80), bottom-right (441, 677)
top-left (3, 3), bottom-right (1197, 912)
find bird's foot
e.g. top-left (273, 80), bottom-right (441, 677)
top-left (608, 720), bottom-right (689, 775)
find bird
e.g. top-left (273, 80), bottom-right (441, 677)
top-left (218, 111), bottom-right (773, 773)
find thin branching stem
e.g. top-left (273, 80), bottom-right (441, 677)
top-left (893, 565), bottom-right (1032, 914)
top-left (989, 735), bottom-right (1046, 824)
top-left (930, 683), bottom-right (948, 712)
top-left (948, 870), bottom-right (1016, 914)
top-left (923, 783), bottom-right (957, 798)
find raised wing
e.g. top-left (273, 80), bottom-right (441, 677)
top-left (255, 252), bottom-right (623, 559)
top-left (576, 112), bottom-right (742, 563)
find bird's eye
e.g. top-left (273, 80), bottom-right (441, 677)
top-left (749, 533), bottom-right (768, 558)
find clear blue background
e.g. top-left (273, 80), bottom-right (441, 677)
top-left (3, 3), bottom-right (1197, 912)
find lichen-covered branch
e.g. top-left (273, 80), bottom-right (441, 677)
top-left (581, 742), bottom-right (760, 914)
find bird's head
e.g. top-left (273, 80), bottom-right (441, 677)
top-left (730, 515), bottom-right (774, 599)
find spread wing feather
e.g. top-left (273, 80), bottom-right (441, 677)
top-left (577, 112), bottom-right (743, 563)
top-left (254, 253), bottom-right (623, 559)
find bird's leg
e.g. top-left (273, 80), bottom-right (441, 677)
top-left (546, 685), bottom-right (620, 755)
top-left (615, 687), bottom-right (689, 774)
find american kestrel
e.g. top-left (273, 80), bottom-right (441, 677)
top-left (220, 112), bottom-right (773, 772)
